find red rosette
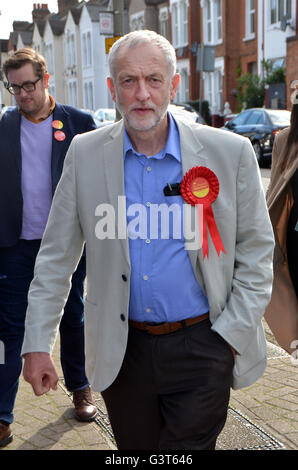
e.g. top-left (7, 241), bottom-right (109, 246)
top-left (180, 166), bottom-right (219, 206)
top-left (181, 166), bottom-right (225, 258)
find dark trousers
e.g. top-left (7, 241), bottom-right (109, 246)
top-left (102, 318), bottom-right (234, 450)
top-left (0, 240), bottom-right (88, 425)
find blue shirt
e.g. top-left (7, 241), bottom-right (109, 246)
top-left (124, 113), bottom-right (209, 323)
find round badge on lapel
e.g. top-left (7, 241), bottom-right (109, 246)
top-left (54, 130), bottom-right (66, 141)
top-left (52, 120), bottom-right (63, 129)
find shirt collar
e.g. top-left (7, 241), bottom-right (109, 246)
top-left (18, 95), bottom-right (55, 123)
top-left (124, 112), bottom-right (181, 162)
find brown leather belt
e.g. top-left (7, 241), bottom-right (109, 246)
top-left (129, 312), bottom-right (209, 335)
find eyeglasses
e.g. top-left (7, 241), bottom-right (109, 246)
top-left (6, 77), bottom-right (42, 95)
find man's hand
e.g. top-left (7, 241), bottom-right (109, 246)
top-left (23, 352), bottom-right (59, 396)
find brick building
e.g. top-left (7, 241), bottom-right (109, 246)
top-left (127, 1), bottom-right (259, 114)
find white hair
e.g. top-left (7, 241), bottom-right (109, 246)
top-left (108, 30), bottom-right (177, 80)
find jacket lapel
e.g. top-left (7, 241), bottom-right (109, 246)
top-left (9, 109), bottom-right (22, 180)
top-left (175, 119), bottom-right (207, 292)
top-left (103, 121), bottom-right (130, 267)
top-left (51, 103), bottom-right (70, 194)
top-left (268, 134), bottom-right (298, 209)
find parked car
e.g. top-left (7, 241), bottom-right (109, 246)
top-left (168, 104), bottom-right (206, 125)
top-left (174, 102), bottom-right (206, 124)
top-left (221, 108), bottom-right (291, 166)
top-left (92, 108), bottom-right (116, 128)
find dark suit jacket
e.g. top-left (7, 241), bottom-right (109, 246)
top-left (0, 102), bottom-right (96, 247)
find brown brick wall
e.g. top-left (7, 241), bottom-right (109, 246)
top-left (223, 0), bottom-right (258, 112)
top-left (188, 0), bottom-right (201, 100)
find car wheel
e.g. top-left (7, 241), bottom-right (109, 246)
top-left (252, 141), bottom-right (263, 166)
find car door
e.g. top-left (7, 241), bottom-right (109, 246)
top-left (243, 110), bottom-right (266, 141)
top-left (224, 110), bottom-right (252, 135)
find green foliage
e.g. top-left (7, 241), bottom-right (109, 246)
top-left (236, 59), bottom-right (285, 110)
top-left (262, 59), bottom-right (286, 84)
top-left (237, 73), bottom-right (265, 110)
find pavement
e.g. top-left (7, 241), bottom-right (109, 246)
top-left (1, 319), bottom-right (298, 453)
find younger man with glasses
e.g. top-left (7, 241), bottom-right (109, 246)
top-left (0, 48), bottom-right (98, 447)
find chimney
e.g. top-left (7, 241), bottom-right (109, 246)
top-left (57, 0), bottom-right (79, 16)
top-left (32, 3), bottom-right (50, 21)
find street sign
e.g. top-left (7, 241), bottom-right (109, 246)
top-left (105, 36), bottom-right (121, 54)
top-left (196, 44), bottom-right (216, 72)
top-left (99, 13), bottom-right (114, 35)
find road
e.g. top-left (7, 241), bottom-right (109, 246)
top-left (260, 167), bottom-right (271, 193)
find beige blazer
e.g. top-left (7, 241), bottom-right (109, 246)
top-left (22, 118), bottom-right (274, 391)
top-left (265, 128), bottom-right (298, 354)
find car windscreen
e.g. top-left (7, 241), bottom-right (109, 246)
top-left (267, 110), bottom-right (291, 126)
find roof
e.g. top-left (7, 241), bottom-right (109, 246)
top-left (19, 31), bottom-right (33, 46)
top-left (48, 13), bottom-right (67, 36)
top-left (86, 1), bottom-right (111, 22)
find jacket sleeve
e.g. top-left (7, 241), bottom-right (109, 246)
top-left (21, 137), bottom-right (84, 355)
top-left (85, 113), bottom-right (97, 132)
top-left (266, 130), bottom-right (286, 202)
top-left (211, 138), bottom-right (275, 354)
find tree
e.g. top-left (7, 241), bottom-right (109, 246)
top-left (262, 59), bottom-right (286, 85)
top-left (236, 71), bottom-right (265, 111)
top-left (236, 59), bottom-right (285, 110)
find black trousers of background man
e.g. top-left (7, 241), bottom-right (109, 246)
top-left (102, 318), bottom-right (234, 450)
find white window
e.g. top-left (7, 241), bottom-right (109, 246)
top-left (215, 0), bottom-right (222, 42)
top-left (203, 57), bottom-right (224, 114)
top-left (66, 32), bottom-right (76, 67)
top-left (130, 11), bottom-right (144, 31)
top-left (206, 73), bottom-right (212, 107)
top-left (180, 68), bottom-right (189, 102)
top-left (82, 31), bottom-right (92, 67)
top-left (83, 81), bottom-right (94, 110)
top-left (175, 60), bottom-right (189, 103)
top-left (206, 0), bottom-right (212, 42)
top-left (68, 80), bottom-right (77, 107)
top-left (170, 0), bottom-right (189, 48)
top-left (270, 0), bottom-right (292, 24)
top-left (45, 43), bottom-right (54, 74)
top-left (159, 7), bottom-right (169, 39)
top-left (201, 0), bottom-right (222, 44)
top-left (215, 69), bottom-right (223, 112)
top-left (245, 0), bottom-right (255, 38)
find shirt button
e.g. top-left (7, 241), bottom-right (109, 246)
top-left (145, 239), bottom-right (150, 244)
top-left (120, 313), bottom-right (126, 321)
top-left (122, 274), bottom-right (127, 281)
top-left (143, 275), bottom-right (149, 280)
top-left (146, 308), bottom-right (151, 313)
top-left (146, 166), bottom-right (151, 172)
top-left (146, 202), bottom-right (151, 207)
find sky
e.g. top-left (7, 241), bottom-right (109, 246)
top-left (0, 0), bottom-right (58, 39)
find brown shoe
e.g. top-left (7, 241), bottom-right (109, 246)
top-left (73, 387), bottom-right (98, 422)
top-left (0, 422), bottom-right (13, 448)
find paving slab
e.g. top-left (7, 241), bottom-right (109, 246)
top-left (1, 321), bottom-right (297, 452)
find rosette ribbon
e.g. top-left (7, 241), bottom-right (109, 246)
top-left (180, 166), bottom-right (226, 258)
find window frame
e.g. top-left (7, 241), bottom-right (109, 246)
top-left (170, 0), bottom-right (189, 48)
top-left (269, 0), bottom-right (292, 26)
